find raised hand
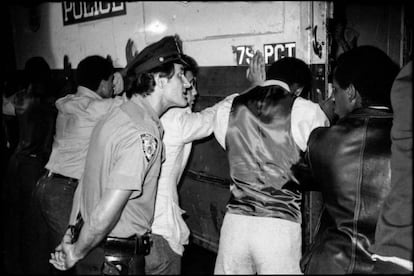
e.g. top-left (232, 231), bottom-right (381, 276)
top-left (125, 38), bottom-right (138, 64)
top-left (121, 39), bottom-right (140, 78)
top-left (246, 50), bottom-right (266, 86)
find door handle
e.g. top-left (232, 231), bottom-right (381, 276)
top-left (312, 25), bottom-right (323, 58)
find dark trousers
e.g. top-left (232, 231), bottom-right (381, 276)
top-left (34, 172), bottom-right (78, 275)
top-left (3, 153), bottom-right (51, 274)
top-left (35, 172), bottom-right (78, 248)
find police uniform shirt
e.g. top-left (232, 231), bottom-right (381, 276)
top-left (76, 94), bottom-right (164, 238)
top-left (46, 86), bottom-right (125, 179)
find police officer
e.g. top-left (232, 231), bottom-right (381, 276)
top-left (35, 55), bottom-right (124, 274)
top-left (49, 35), bottom-right (191, 275)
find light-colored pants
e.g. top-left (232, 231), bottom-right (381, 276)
top-left (214, 213), bottom-right (302, 274)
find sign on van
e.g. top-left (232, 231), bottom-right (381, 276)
top-left (235, 42), bottom-right (296, 65)
top-left (62, 1), bottom-right (126, 26)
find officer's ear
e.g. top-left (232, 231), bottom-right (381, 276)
top-left (96, 79), bottom-right (107, 97)
top-left (154, 73), bottom-right (167, 89)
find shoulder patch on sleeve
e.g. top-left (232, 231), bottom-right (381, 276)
top-left (140, 133), bottom-right (158, 162)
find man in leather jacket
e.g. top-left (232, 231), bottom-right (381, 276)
top-left (300, 46), bottom-right (400, 274)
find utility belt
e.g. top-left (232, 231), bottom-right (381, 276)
top-left (46, 169), bottom-right (79, 183)
top-left (102, 233), bottom-right (152, 256)
top-left (101, 234), bottom-right (151, 275)
top-left (69, 213), bottom-right (152, 275)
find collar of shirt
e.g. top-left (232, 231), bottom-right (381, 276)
top-left (76, 86), bottom-right (103, 100)
top-left (130, 94), bottom-right (164, 135)
top-left (261, 80), bottom-right (290, 92)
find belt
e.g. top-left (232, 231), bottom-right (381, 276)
top-left (46, 170), bottom-right (78, 182)
top-left (103, 233), bottom-right (152, 256)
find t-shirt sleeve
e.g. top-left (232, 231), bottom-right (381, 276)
top-left (213, 94), bottom-right (238, 149)
top-left (291, 97), bottom-right (330, 152)
top-left (107, 132), bottom-right (158, 193)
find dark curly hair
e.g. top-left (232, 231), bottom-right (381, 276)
top-left (23, 56), bottom-right (52, 99)
top-left (266, 57), bottom-right (312, 98)
top-left (334, 45), bottom-right (400, 108)
top-left (125, 61), bottom-right (177, 99)
top-left (76, 55), bottom-right (114, 92)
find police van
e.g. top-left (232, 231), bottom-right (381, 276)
top-left (5, 1), bottom-right (411, 254)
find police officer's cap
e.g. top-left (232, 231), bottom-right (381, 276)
top-left (127, 35), bottom-right (188, 76)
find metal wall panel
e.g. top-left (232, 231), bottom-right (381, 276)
top-left (9, 2), bottom-right (319, 69)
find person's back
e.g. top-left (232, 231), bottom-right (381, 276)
top-left (34, 55), bottom-right (121, 273)
top-left (213, 54), bottom-right (329, 274)
top-left (3, 56), bottom-right (57, 274)
top-left (45, 55), bottom-right (123, 180)
top-left (225, 85), bottom-right (302, 220)
top-left (12, 56), bottom-right (56, 161)
top-left (79, 96), bottom-right (162, 238)
top-left (13, 88), bottom-right (56, 161)
top-left (302, 108), bottom-right (392, 273)
top-left (46, 87), bottom-right (122, 179)
top-left (300, 45), bottom-right (400, 274)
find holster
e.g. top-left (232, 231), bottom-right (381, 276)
top-left (68, 213), bottom-right (84, 244)
top-left (104, 233), bottom-right (152, 256)
top-left (102, 233), bottom-right (152, 275)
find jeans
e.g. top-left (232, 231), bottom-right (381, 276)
top-left (145, 234), bottom-right (182, 275)
top-left (35, 172), bottom-right (78, 249)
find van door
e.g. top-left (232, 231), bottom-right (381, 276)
top-left (174, 1), bottom-right (332, 252)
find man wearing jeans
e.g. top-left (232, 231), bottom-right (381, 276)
top-left (35, 55), bottom-right (125, 265)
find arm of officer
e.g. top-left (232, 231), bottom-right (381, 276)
top-left (50, 188), bottom-right (132, 270)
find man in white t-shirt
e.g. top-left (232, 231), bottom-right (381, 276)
top-left (145, 55), bottom-right (236, 274)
